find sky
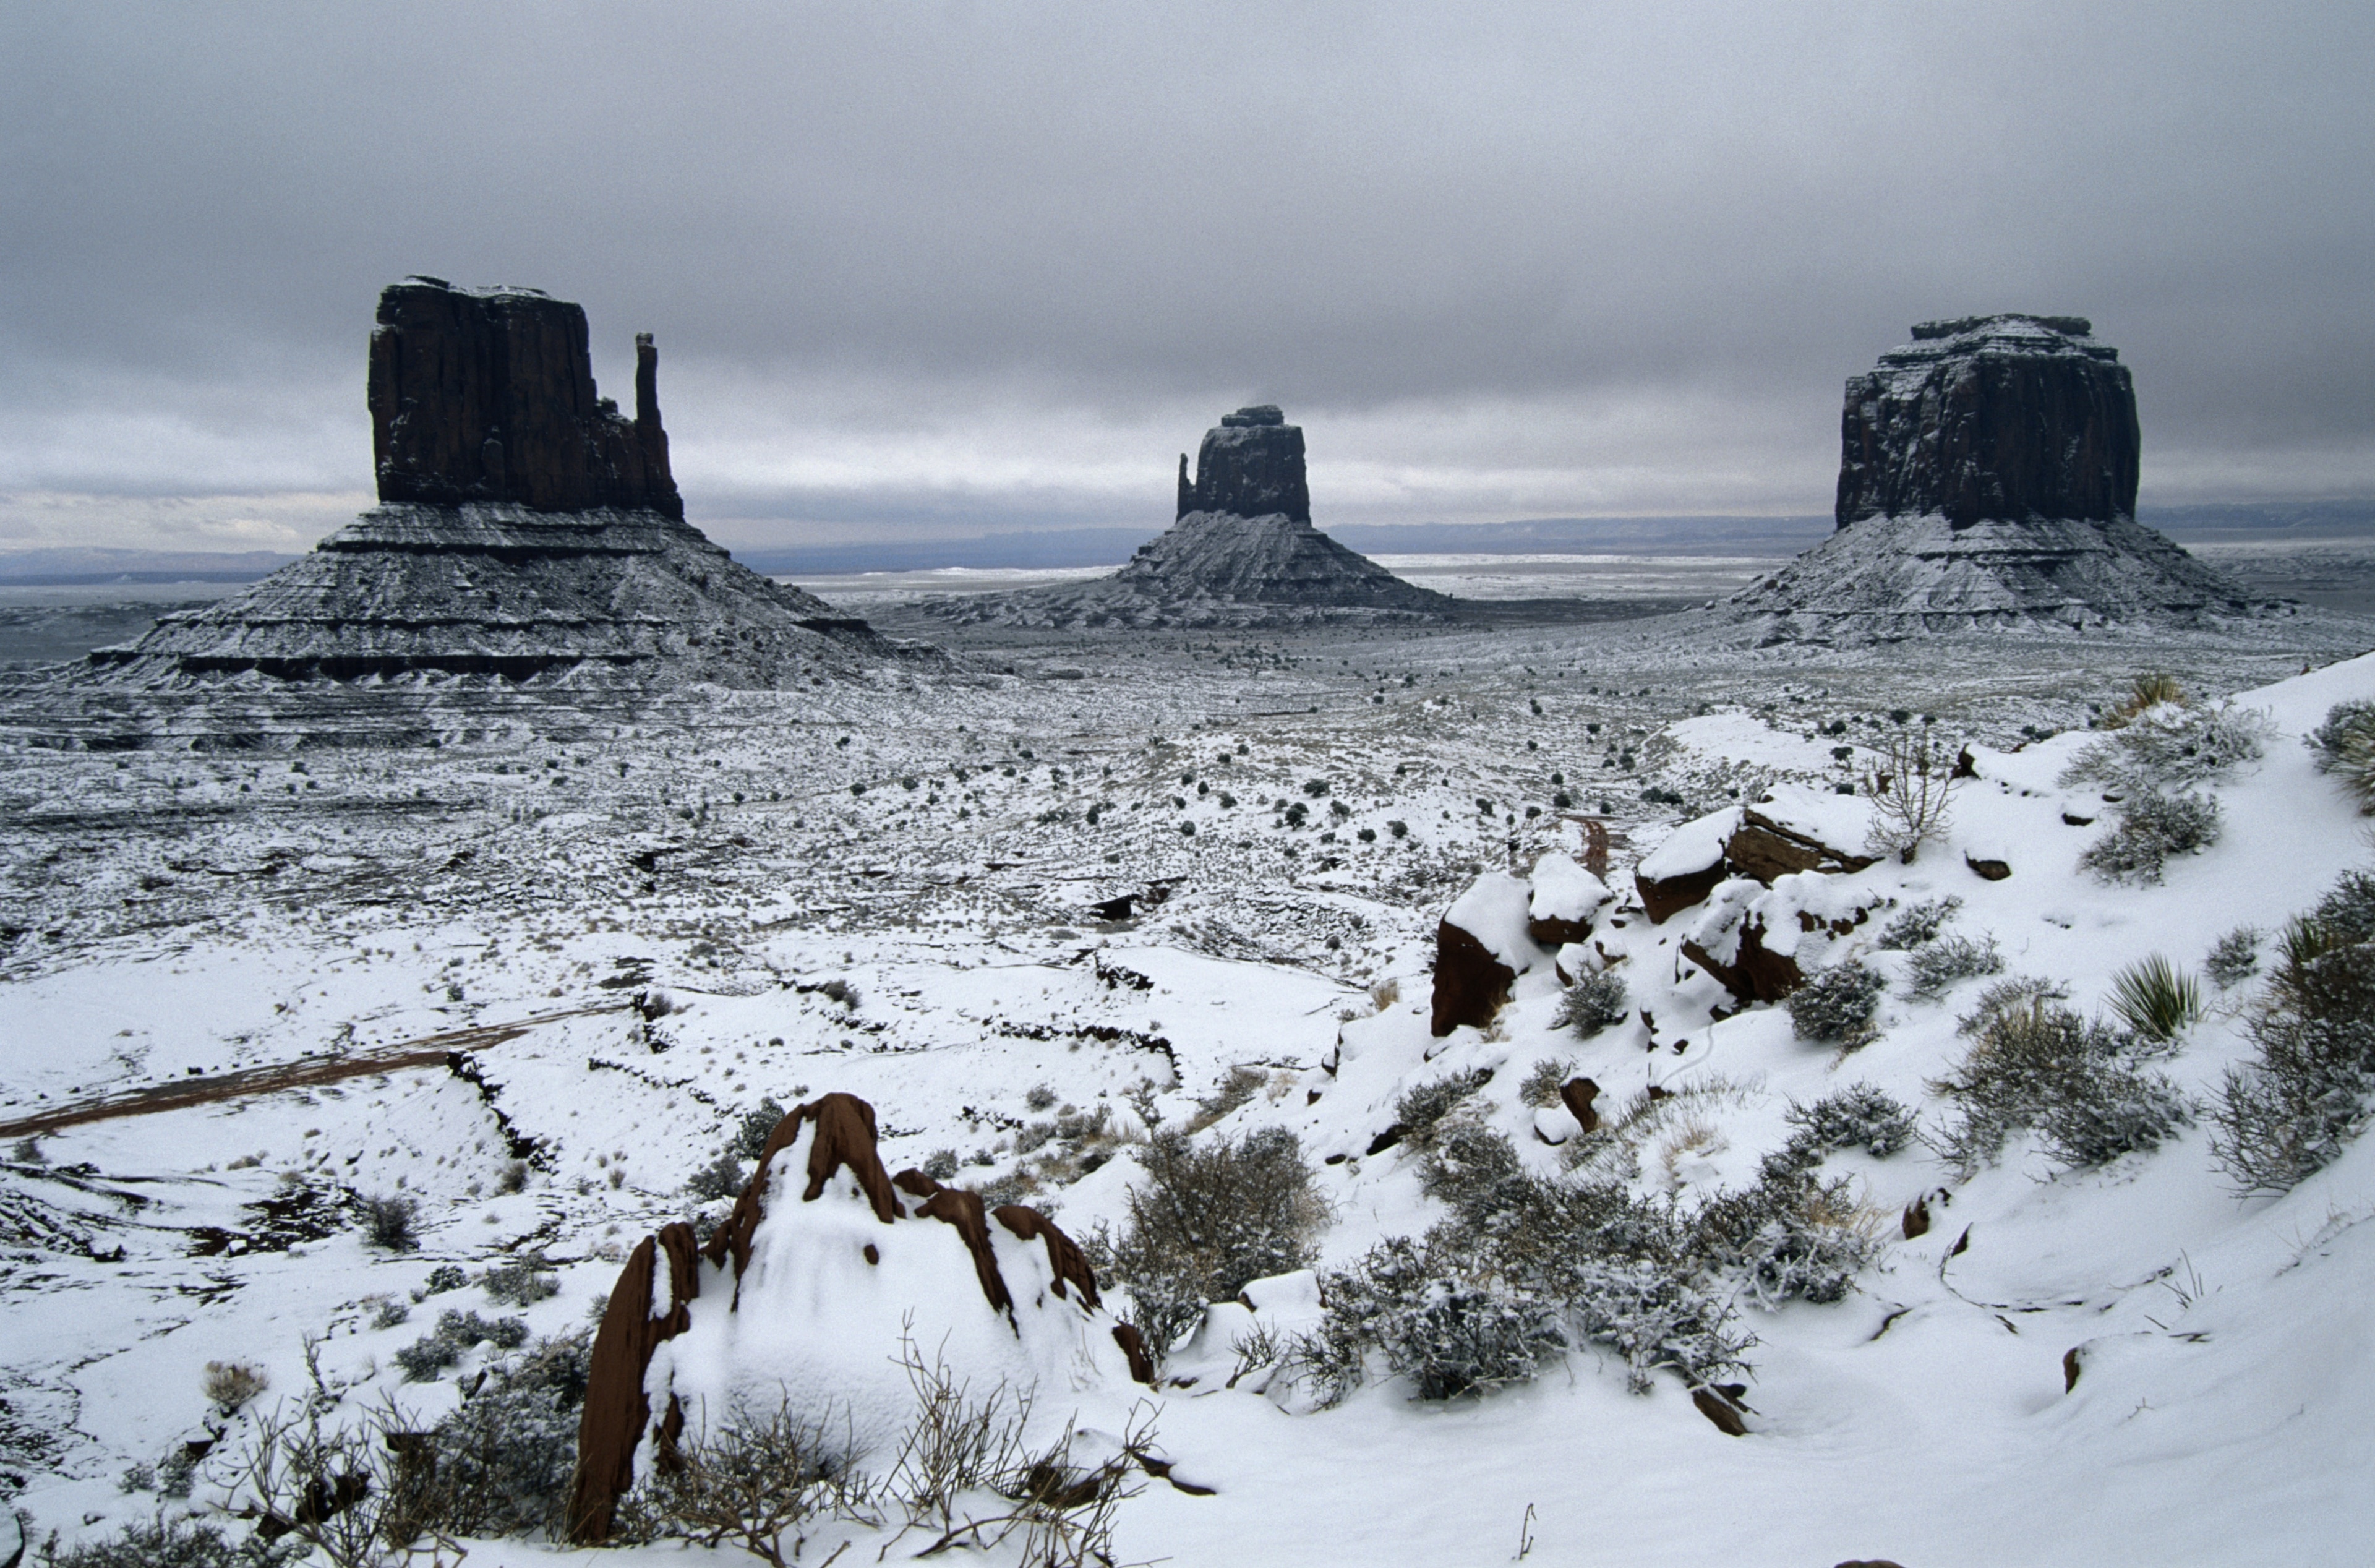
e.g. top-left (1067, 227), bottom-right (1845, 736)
top-left (2, 1), bottom-right (2370, 556)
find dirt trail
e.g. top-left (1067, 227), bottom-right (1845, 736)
top-left (0, 1003), bottom-right (629, 1139)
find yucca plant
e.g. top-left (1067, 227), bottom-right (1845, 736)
top-left (2103, 673), bottom-right (2186, 729)
top-left (2276, 915), bottom-right (2339, 973)
top-left (2107, 954), bottom-right (2202, 1042)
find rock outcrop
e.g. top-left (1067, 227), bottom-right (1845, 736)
top-left (370, 278), bottom-right (680, 518)
top-left (923, 406), bottom-right (1454, 628)
top-left (570, 1092), bottom-right (1144, 1544)
top-left (1729, 315), bottom-right (2261, 639)
top-left (66, 280), bottom-right (926, 697)
top-left (1432, 854), bottom-right (1607, 1036)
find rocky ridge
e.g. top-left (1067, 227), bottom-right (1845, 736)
top-left (1730, 315), bottom-right (2263, 640)
top-left (925, 406), bottom-right (1454, 628)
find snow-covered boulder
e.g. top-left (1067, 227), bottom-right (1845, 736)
top-left (1635, 807), bottom-right (1741, 923)
top-left (570, 1092), bottom-right (1142, 1543)
top-left (1526, 851), bottom-right (1612, 947)
top-left (1724, 784), bottom-right (1878, 883)
top-left (1431, 871), bottom-right (1543, 1036)
top-left (1677, 870), bottom-right (1885, 1005)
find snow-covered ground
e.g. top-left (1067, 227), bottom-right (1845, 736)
top-left (3, 604), bottom-right (2373, 1566)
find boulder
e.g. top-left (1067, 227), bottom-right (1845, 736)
top-left (1558, 1077), bottom-right (1601, 1134)
top-left (569, 1092), bottom-right (1136, 1544)
top-left (1635, 808), bottom-right (1741, 924)
top-left (1431, 871), bottom-right (1543, 1036)
top-left (1679, 872), bottom-right (1885, 1006)
top-left (1525, 851), bottom-right (1612, 946)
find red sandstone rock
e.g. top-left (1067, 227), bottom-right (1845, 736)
top-left (995, 1204), bottom-right (1102, 1308)
top-left (570, 1220), bottom-right (700, 1542)
top-left (1559, 1077), bottom-right (1601, 1134)
top-left (1429, 917), bottom-right (1518, 1038)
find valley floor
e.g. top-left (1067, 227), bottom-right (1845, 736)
top-left (3, 601), bottom-right (2373, 1566)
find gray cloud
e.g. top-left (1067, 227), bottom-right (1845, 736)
top-left (5, 1), bottom-right (2369, 551)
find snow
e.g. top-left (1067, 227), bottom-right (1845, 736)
top-left (1526, 850), bottom-right (1609, 923)
top-left (4, 607), bottom-right (2374, 1565)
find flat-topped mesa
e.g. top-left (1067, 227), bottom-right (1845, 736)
top-left (368, 276), bottom-right (681, 519)
top-left (1176, 404), bottom-right (1312, 523)
top-left (1835, 314), bottom-right (2138, 531)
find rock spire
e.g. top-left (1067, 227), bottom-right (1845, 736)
top-left (1175, 404), bottom-right (1312, 523)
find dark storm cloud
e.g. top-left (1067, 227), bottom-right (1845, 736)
top-left (3, 1), bottom-right (2369, 549)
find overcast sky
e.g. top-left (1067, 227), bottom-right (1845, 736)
top-left (4, 1), bottom-right (2369, 555)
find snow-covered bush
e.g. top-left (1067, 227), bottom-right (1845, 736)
top-left (411, 1330), bottom-right (591, 1540)
top-left (609, 1394), bottom-right (869, 1562)
top-left (1861, 734), bottom-right (1958, 863)
top-left (2078, 792), bottom-right (2222, 885)
top-left (1877, 896), bottom-right (1961, 950)
top-left (1303, 1238), bottom-right (1565, 1402)
top-left (2061, 700), bottom-right (2272, 793)
top-left (1784, 1085), bottom-right (1917, 1159)
top-left (1551, 970), bottom-right (1630, 1039)
top-left (2206, 927), bottom-right (2262, 989)
top-left (1905, 934), bottom-right (2003, 998)
top-left (1392, 1066), bottom-right (1495, 1149)
top-left (1416, 1119), bottom-right (1525, 1215)
top-left (919, 1147), bottom-right (960, 1181)
top-left (1929, 992), bottom-right (2190, 1174)
top-left (1517, 1055), bottom-right (1578, 1108)
top-left (35, 1515), bottom-right (301, 1568)
top-left (202, 1360), bottom-right (267, 1411)
top-left (1184, 1064), bottom-right (1265, 1132)
top-left (1787, 962), bottom-right (1884, 1044)
top-left (482, 1257), bottom-right (560, 1307)
top-left (1094, 1127), bottom-right (1324, 1364)
top-left (361, 1193), bottom-right (421, 1253)
top-left (683, 1149), bottom-right (748, 1203)
top-left (2211, 876), bottom-right (2375, 1193)
top-left (393, 1309), bottom-right (531, 1382)
top-left (2306, 700), bottom-right (2375, 811)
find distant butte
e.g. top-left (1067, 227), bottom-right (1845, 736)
top-left (75, 278), bottom-right (930, 693)
top-left (926, 405), bottom-right (1453, 628)
top-left (1729, 315), bottom-right (2262, 639)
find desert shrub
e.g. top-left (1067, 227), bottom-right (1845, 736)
top-left (1024, 1084), bottom-right (1059, 1113)
top-left (1785, 1085), bottom-right (1917, 1158)
top-left (1183, 1064), bottom-right (1265, 1133)
top-left (1929, 994), bottom-right (2189, 1174)
top-left (482, 1257), bottom-right (560, 1307)
top-left (1304, 1237), bottom-right (1564, 1400)
top-left (1905, 934), bottom-right (2004, 998)
top-left (1877, 896), bottom-right (1961, 950)
top-left (372, 1299), bottom-right (411, 1330)
top-left (409, 1330), bottom-right (591, 1540)
top-left (1517, 1055), bottom-right (1579, 1108)
top-left (361, 1194), bottom-right (420, 1253)
top-left (920, 1148), bottom-right (960, 1181)
top-left (2079, 792), bottom-right (2222, 885)
top-left (1393, 1067), bottom-right (1496, 1149)
top-left (203, 1360), bottom-right (269, 1411)
top-left (1094, 1127), bottom-right (1325, 1363)
top-left (1551, 970), bottom-right (1631, 1039)
top-left (494, 1159), bottom-right (530, 1195)
top-left (2306, 700), bottom-right (2375, 811)
top-left (1787, 962), bottom-right (1884, 1044)
top-left (2206, 927), bottom-right (2262, 989)
top-left (2062, 701), bottom-right (2272, 792)
top-left (732, 1098), bottom-right (788, 1159)
top-left (419, 1264), bottom-right (466, 1296)
top-left (2210, 883), bottom-right (2375, 1193)
top-left (1861, 733), bottom-right (1958, 863)
top-left (392, 1309), bottom-right (531, 1382)
top-left (684, 1149), bottom-right (748, 1203)
top-left (1415, 1119), bottom-right (1526, 1216)
top-left (2107, 955), bottom-right (2203, 1042)
top-left (36, 1515), bottom-right (302, 1568)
